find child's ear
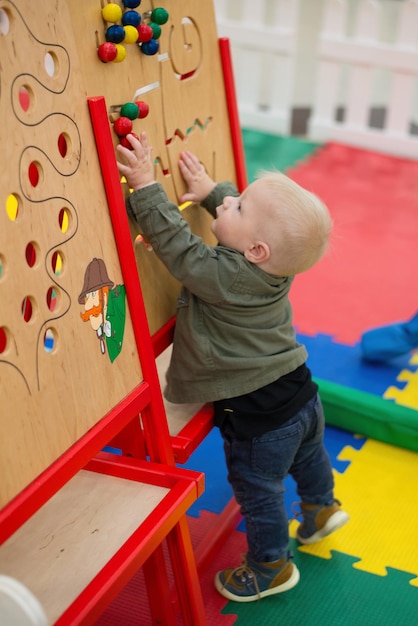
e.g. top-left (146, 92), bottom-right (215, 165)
top-left (244, 241), bottom-right (270, 264)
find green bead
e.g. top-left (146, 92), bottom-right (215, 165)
top-left (150, 22), bottom-right (162, 39)
top-left (120, 102), bottom-right (139, 120)
top-left (151, 7), bottom-right (169, 25)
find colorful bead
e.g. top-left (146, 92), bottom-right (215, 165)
top-left (123, 0), bottom-right (141, 8)
top-left (114, 116), bottom-right (133, 136)
top-left (135, 100), bottom-right (149, 118)
top-left (105, 24), bottom-right (125, 44)
top-left (123, 25), bottom-right (139, 44)
top-left (120, 132), bottom-right (139, 149)
top-left (113, 44), bottom-right (127, 62)
top-left (151, 8), bottom-right (169, 25)
top-left (122, 10), bottom-right (141, 27)
top-left (149, 23), bottom-right (161, 39)
top-left (102, 3), bottom-right (123, 23)
top-left (137, 23), bottom-right (153, 43)
top-left (120, 102), bottom-right (139, 120)
top-left (141, 39), bottom-right (159, 55)
top-left (97, 42), bottom-right (118, 62)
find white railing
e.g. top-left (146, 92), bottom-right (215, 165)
top-left (215, 0), bottom-right (418, 158)
top-left (215, 0), bottom-right (300, 135)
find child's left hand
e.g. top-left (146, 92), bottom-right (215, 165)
top-left (116, 131), bottom-right (155, 191)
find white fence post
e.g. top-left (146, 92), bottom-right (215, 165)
top-left (309, 0), bottom-right (418, 157)
top-left (386, 0), bottom-right (418, 135)
top-left (307, 0), bottom-right (347, 141)
top-left (214, 0), bottom-right (300, 135)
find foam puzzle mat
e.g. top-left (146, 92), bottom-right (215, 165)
top-left (384, 351), bottom-right (418, 409)
top-left (97, 423), bottom-right (418, 625)
top-left (291, 438), bottom-right (418, 583)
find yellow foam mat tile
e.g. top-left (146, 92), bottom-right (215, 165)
top-left (384, 368), bottom-right (418, 409)
top-left (290, 438), bottom-right (418, 585)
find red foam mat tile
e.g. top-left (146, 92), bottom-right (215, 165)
top-left (287, 143), bottom-right (418, 344)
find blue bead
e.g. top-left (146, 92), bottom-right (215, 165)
top-left (141, 39), bottom-right (159, 55)
top-left (123, 0), bottom-right (141, 8)
top-left (105, 24), bottom-right (125, 44)
top-left (122, 10), bottom-right (141, 27)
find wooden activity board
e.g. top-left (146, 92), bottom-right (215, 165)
top-left (0, 0), bottom-right (238, 508)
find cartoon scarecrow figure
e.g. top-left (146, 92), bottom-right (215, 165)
top-left (79, 258), bottom-right (126, 362)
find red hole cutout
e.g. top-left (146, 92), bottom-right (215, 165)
top-left (22, 297), bottom-right (33, 322)
top-left (28, 162), bottom-right (39, 187)
top-left (46, 287), bottom-right (57, 312)
top-left (58, 134), bottom-right (67, 157)
top-left (25, 242), bottom-right (36, 267)
top-left (0, 327), bottom-right (7, 353)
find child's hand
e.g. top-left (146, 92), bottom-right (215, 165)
top-left (179, 151), bottom-right (216, 203)
top-left (116, 131), bottom-right (155, 190)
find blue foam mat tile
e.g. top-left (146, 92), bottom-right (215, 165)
top-left (298, 332), bottom-right (415, 396)
top-left (182, 424), bottom-right (364, 522)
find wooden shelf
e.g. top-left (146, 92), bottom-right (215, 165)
top-left (0, 454), bottom-right (204, 625)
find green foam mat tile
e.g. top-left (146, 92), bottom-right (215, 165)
top-left (222, 541), bottom-right (418, 626)
top-left (242, 129), bottom-right (321, 182)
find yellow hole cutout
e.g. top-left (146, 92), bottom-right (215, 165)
top-left (58, 207), bottom-right (70, 233)
top-left (51, 250), bottom-right (63, 276)
top-left (179, 200), bottom-right (192, 212)
top-left (6, 194), bottom-right (19, 221)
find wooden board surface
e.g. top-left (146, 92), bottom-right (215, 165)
top-left (0, 0), bottom-right (237, 506)
top-left (67, 0), bottom-right (237, 333)
top-left (0, 0), bottom-right (144, 506)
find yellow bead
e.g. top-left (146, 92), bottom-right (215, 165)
top-left (123, 25), bottom-right (139, 44)
top-left (113, 44), bottom-right (127, 63)
top-left (102, 3), bottom-right (123, 23)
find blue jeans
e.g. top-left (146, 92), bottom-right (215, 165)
top-left (220, 394), bottom-right (334, 563)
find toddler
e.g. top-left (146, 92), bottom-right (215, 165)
top-left (117, 132), bottom-right (349, 602)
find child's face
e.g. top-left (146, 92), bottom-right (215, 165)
top-left (211, 180), bottom-right (270, 252)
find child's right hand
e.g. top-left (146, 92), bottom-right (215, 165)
top-left (179, 151), bottom-right (216, 203)
top-left (116, 131), bottom-right (155, 191)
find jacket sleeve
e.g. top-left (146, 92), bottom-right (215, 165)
top-left (200, 181), bottom-right (239, 217)
top-left (126, 183), bottom-right (239, 302)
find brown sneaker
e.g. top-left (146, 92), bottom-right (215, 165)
top-left (296, 499), bottom-right (349, 544)
top-left (214, 553), bottom-right (300, 602)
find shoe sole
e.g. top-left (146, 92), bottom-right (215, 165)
top-left (214, 563), bottom-right (300, 603)
top-left (297, 510), bottom-right (350, 545)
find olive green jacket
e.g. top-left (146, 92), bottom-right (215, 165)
top-left (126, 181), bottom-right (307, 403)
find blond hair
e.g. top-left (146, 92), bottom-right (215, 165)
top-left (256, 170), bottom-right (332, 276)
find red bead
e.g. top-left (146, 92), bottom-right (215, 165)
top-left (97, 42), bottom-right (118, 63)
top-left (114, 116), bottom-right (133, 137)
top-left (137, 23), bottom-right (153, 42)
top-left (135, 100), bottom-right (149, 118)
top-left (120, 133), bottom-right (139, 149)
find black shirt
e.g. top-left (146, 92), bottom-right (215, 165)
top-left (213, 363), bottom-right (318, 440)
